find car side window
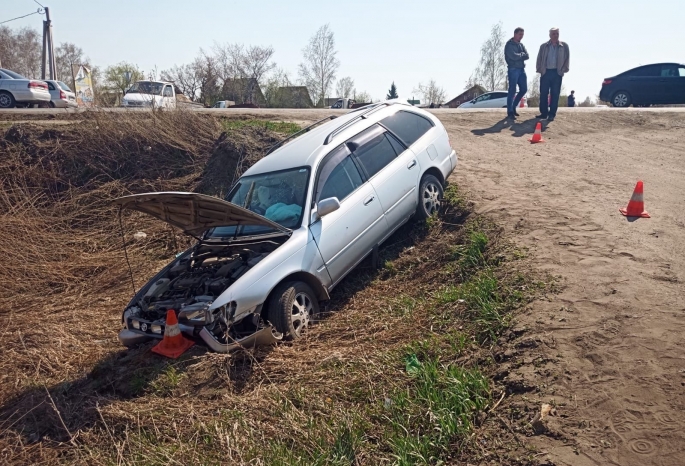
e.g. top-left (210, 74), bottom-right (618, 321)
top-left (660, 65), bottom-right (678, 77)
top-left (319, 156), bottom-right (363, 202)
top-left (380, 110), bottom-right (434, 147)
top-left (315, 144), bottom-right (363, 203)
top-left (679, 67), bottom-right (685, 77)
top-left (163, 86), bottom-right (173, 97)
top-left (629, 66), bottom-right (660, 77)
top-left (47, 82), bottom-right (55, 90)
top-left (350, 129), bottom-right (398, 179)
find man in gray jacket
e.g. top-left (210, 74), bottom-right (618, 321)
top-left (536, 28), bottom-right (570, 121)
top-left (504, 27), bottom-right (529, 119)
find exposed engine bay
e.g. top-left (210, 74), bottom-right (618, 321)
top-left (123, 238), bottom-right (285, 345)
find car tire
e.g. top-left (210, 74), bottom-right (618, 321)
top-left (611, 91), bottom-right (631, 108)
top-left (267, 281), bottom-right (319, 340)
top-left (416, 174), bottom-right (444, 220)
top-left (0, 91), bottom-right (16, 109)
top-left (49, 101), bottom-right (56, 108)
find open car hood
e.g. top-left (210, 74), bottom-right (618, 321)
top-left (113, 192), bottom-right (291, 236)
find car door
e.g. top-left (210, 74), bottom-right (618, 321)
top-left (309, 144), bottom-right (386, 286)
top-left (162, 85), bottom-right (174, 108)
top-left (626, 65), bottom-right (661, 104)
top-left (46, 81), bottom-right (58, 102)
top-left (658, 64), bottom-right (685, 104)
top-left (346, 124), bottom-right (419, 236)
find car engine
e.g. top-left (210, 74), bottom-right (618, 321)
top-left (128, 240), bottom-right (280, 324)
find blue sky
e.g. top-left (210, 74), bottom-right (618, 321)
top-left (3, 0), bottom-right (684, 102)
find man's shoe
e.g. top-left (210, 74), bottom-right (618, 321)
top-left (514, 111), bottom-right (520, 117)
top-left (547, 115), bottom-right (555, 121)
top-left (507, 112), bottom-right (516, 120)
top-left (535, 114), bottom-right (548, 119)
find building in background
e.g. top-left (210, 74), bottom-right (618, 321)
top-left (445, 85), bottom-right (486, 108)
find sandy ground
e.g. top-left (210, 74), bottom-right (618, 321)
top-left (439, 109), bottom-right (685, 466)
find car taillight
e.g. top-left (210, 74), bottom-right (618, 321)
top-left (28, 80), bottom-right (48, 90)
top-left (602, 79), bottom-right (612, 86)
top-left (59, 90), bottom-right (66, 99)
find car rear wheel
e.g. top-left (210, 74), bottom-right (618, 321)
top-left (612, 91), bottom-right (631, 108)
top-left (0, 92), bottom-right (16, 109)
top-left (267, 281), bottom-right (320, 340)
top-left (416, 174), bottom-right (443, 220)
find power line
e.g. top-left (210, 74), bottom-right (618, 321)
top-left (0, 8), bottom-right (44, 25)
top-left (33, 0), bottom-right (46, 8)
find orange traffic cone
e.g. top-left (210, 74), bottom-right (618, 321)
top-left (151, 310), bottom-right (195, 358)
top-left (619, 181), bottom-right (650, 218)
top-left (529, 122), bottom-right (544, 143)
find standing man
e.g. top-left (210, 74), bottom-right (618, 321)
top-left (567, 90), bottom-right (576, 107)
top-left (536, 28), bottom-right (570, 121)
top-left (504, 27), bottom-right (529, 120)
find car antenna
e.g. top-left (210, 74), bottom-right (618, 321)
top-left (118, 206), bottom-right (137, 295)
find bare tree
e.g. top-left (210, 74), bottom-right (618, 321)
top-left (0, 26), bottom-right (42, 78)
top-left (161, 63), bottom-right (203, 101)
top-left (469, 22), bottom-right (507, 91)
top-left (299, 24), bottom-right (340, 107)
top-left (55, 42), bottom-right (85, 87)
top-left (263, 68), bottom-right (293, 108)
top-left (335, 76), bottom-right (355, 98)
top-left (353, 90), bottom-right (372, 103)
top-left (414, 79), bottom-right (447, 106)
top-left (578, 96), bottom-right (595, 107)
top-left (211, 43), bottom-right (275, 105)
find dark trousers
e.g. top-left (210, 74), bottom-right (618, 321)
top-left (507, 68), bottom-right (527, 114)
top-left (539, 70), bottom-right (563, 117)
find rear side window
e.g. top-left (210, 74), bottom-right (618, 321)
top-left (660, 65), bottom-right (679, 77)
top-left (47, 82), bottom-right (55, 90)
top-left (381, 110), bottom-right (434, 147)
top-left (627, 66), bottom-right (660, 77)
top-left (350, 130), bottom-right (398, 179)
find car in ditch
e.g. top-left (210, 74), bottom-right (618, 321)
top-left (115, 101), bottom-right (458, 352)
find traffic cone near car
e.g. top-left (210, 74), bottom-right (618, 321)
top-left (619, 181), bottom-right (650, 218)
top-left (529, 122), bottom-right (544, 143)
top-left (151, 309), bottom-right (195, 358)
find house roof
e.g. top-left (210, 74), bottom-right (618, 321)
top-left (275, 86), bottom-right (314, 108)
top-left (445, 85), bottom-right (487, 106)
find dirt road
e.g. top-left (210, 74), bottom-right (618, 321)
top-left (439, 109), bottom-right (685, 466)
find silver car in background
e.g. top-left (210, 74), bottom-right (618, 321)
top-left (0, 68), bottom-right (51, 108)
top-left (45, 80), bottom-right (78, 108)
top-left (115, 102), bottom-right (458, 352)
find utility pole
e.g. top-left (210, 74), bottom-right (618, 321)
top-left (41, 6), bottom-right (56, 80)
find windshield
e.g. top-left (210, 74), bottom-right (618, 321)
top-left (209, 167), bottom-right (310, 238)
top-left (57, 81), bottom-right (72, 92)
top-left (126, 81), bottom-right (164, 95)
top-left (0, 69), bottom-right (26, 79)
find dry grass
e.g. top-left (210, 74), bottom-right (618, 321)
top-left (0, 111), bottom-right (542, 465)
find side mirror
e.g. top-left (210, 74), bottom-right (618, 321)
top-left (317, 197), bottom-right (340, 218)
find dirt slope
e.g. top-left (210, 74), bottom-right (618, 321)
top-left (440, 109), bottom-right (685, 466)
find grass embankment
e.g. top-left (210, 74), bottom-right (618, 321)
top-left (0, 112), bottom-right (543, 465)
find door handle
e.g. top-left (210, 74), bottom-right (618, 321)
top-left (363, 196), bottom-right (375, 206)
top-left (407, 160), bottom-right (417, 169)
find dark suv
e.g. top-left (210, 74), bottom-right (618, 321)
top-left (599, 63), bottom-right (685, 107)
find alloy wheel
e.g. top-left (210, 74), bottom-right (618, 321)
top-left (422, 182), bottom-right (441, 216)
top-left (0, 94), bottom-right (12, 108)
top-left (614, 93), bottom-right (628, 107)
top-left (290, 291), bottom-right (313, 336)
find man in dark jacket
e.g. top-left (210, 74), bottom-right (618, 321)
top-left (567, 90), bottom-right (576, 107)
top-left (504, 27), bottom-right (529, 120)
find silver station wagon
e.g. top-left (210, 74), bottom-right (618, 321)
top-left (116, 102), bottom-right (457, 352)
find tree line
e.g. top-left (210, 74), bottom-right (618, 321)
top-left (1, 23), bottom-right (451, 108)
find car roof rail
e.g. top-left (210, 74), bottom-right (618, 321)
top-left (323, 102), bottom-right (391, 145)
top-left (264, 115), bottom-right (337, 156)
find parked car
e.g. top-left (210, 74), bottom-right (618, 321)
top-left (0, 68), bottom-right (51, 108)
top-left (458, 91), bottom-right (527, 109)
top-left (115, 102), bottom-right (458, 352)
top-left (44, 80), bottom-right (77, 108)
top-left (330, 98), bottom-right (356, 109)
top-left (599, 63), bottom-right (685, 107)
top-left (121, 80), bottom-right (177, 109)
top-left (212, 100), bottom-right (236, 109)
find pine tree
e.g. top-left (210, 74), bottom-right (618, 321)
top-left (386, 82), bottom-right (398, 99)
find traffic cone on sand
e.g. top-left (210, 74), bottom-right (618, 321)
top-left (619, 181), bottom-right (650, 218)
top-left (151, 310), bottom-right (194, 358)
top-left (529, 122), bottom-right (544, 143)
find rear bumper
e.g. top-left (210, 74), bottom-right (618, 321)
top-left (52, 98), bottom-right (77, 108)
top-left (599, 88), bottom-right (611, 102)
top-left (15, 89), bottom-right (51, 103)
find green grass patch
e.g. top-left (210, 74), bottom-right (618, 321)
top-left (385, 355), bottom-right (489, 465)
top-left (220, 119), bottom-right (301, 135)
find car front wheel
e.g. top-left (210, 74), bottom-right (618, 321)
top-left (267, 281), bottom-right (320, 340)
top-left (612, 91), bottom-right (631, 108)
top-left (416, 174), bottom-right (443, 220)
top-left (0, 92), bottom-right (16, 109)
